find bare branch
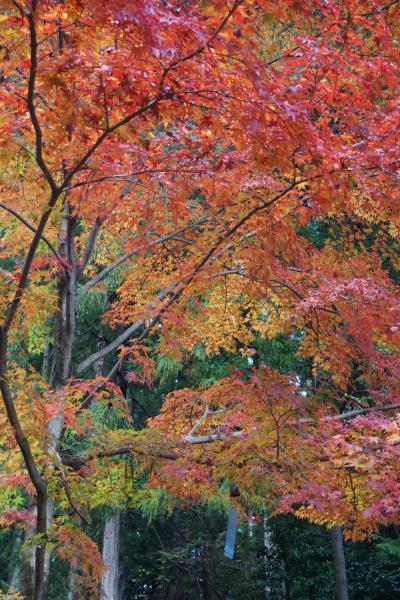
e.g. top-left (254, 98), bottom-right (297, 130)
top-left (26, 6), bottom-right (58, 193)
top-left (0, 368), bottom-right (45, 494)
top-left (0, 201), bottom-right (61, 260)
top-left (59, 469), bottom-right (91, 525)
top-left (75, 179), bottom-right (313, 408)
top-left (77, 215), bottom-right (105, 279)
top-left (186, 430), bottom-right (243, 444)
top-left (361, 0), bottom-right (399, 17)
top-left (184, 402), bottom-right (240, 443)
top-left (61, 442), bottom-right (179, 470)
top-left (76, 223), bottom-right (204, 305)
top-left (76, 320), bottom-right (145, 374)
top-left (64, 169), bottom-right (210, 192)
top-left (62, 96), bottom-right (163, 188)
top-left (168, 0), bottom-right (244, 67)
top-left (267, 45), bottom-right (302, 66)
top-left (328, 402), bottom-right (400, 421)
top-left (61, 1), bottom-right (244, 188)
top-left (187, 403), bottom-right (210, 439)
top-left (74, 360), bottom-right (123, 414)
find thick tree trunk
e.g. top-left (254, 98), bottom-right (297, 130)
top-left (100, 509), bottom-right (121, 600)
top-left (331, 525), bottom-right (349, 600)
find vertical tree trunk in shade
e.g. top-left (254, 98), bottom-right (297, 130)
top-left (101, 509), bottom-right (121, 600)
top-left (50, 201), bottom-right (77, 393)
top-left (14, 504), bottom-right (37, 599)
top-left (12, 200), bottom-right (80, 600)
top-left (67, 565), bottom-right (80, 600)
top-left (41, 203), bottom-right (78, 598)
top-left (264, 516), bottom-right (272, 597)
top-left (331, 526), bottom-right (349, 600)
top-left (41, 343), bottom-right (51, 382)
top-left (263, 516), bottom-right (287, 599)
top-left (13, 339), bottom-right (52, 596)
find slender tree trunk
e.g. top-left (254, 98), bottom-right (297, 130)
top-left (41, 205), bottom-right (102, 598)
top-left (8, 186), bottom-right (102, 597)
top-left (331, 525), bottom-right (349, 600)
top-left (264, 516), bottom-right (272, 597)
top-left (19, 556), bottom-right (35, 600)
top-left (42, 202), bottom-right (78, 598)
top-left (263, 516), bottom-right (287, 599)
top-left (41, 343), bottom-right (51, 381)
top-left (50, 201), bottom-right (77, 392)
top-left (14, 337), bottom-right (50, 596)
top-left (8, 529), bottom-right (23, 591)
top-left (100, 509), bottom-right (121, 600)
top-left (67, 565), bottom-right (80, 600)
top-left (33, 489), bottom-right (48, 600)
top-left (8, 528), bottom-right (31, 597)
top-left (0, 330), bottom-right (48, 600)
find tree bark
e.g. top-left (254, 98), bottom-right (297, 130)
top-left (67, 565), bottom-right (80, 600)
top-left (100, 509), bottom-right (121, 600)
top-left (0, 329), bottom-right (48, 600)
top-left (50, 201), bottom-right (77, 391)
top-left (331, 525), bottom-right (349, 600)
top-left (8, 528), bottom-right (31, 598)
top-left (41, 343), bottom-right (51, 382)
top-left (8, 529), bottom-right (23, 591)
top-left (263, 516), bottom-right (287, 599)
top-left (41, 201), bottom-right (78, 598)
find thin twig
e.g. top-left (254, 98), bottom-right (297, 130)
top-left (0, 201), bottom-right (61, 260)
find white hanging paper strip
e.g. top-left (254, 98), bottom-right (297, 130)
top-left (224, 507), bottom-right (238, 559)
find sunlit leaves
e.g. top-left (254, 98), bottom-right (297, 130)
top-left (1, 0), bottom-right (400, 588)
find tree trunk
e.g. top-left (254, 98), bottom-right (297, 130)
top-left (8, 527), bottom-right (32, 598)
top-left (31, 202), bottom-right (78, 599)
top-left (14, 202), bottom-right (78, 600)
top-left (263, 516), bottom-right (287, 599)
top-left (9, 504), bottom-right (47, 600)
top-left (100, 509), bottom-right (121, 600)
top-left (331, 525), bottom-right (349, 600)
top-left (50, 201), bottom-right (77, 392)
top-left (41, 343), bottom-right (51, 381)
top-left (8, 529), bottom-right (23, 591)
top-left (67, 565), bottom-right (80, 600)
top-left (13, 192), bottom-right (102, 596)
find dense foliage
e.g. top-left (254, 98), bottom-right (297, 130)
top-left (0, 0), bottom-right (400, 598)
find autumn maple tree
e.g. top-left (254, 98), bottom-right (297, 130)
top-left (0, 0), bottom-right (400, 598)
